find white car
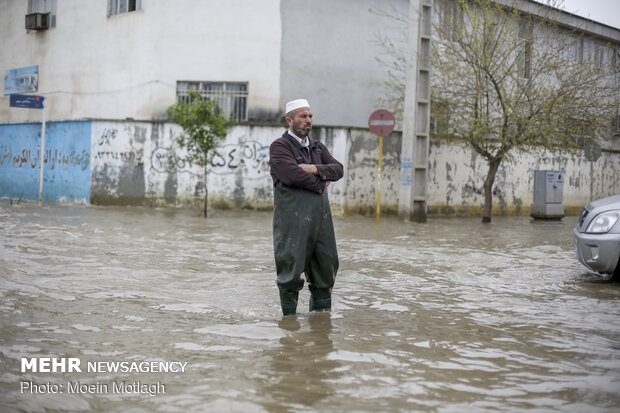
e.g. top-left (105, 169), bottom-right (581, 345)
top-left (573, 194), bottom-right (620, 279)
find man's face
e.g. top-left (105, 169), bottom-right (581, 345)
top-left (288, 107), bottom-right (313, 139)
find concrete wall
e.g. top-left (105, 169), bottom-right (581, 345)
top-left (90, 121), bottom-right (274, 206)
top-left (0, 121), bottom-right (91, 202)
top-left (3, 120), bottom-right (615, 215)
top-left (0, 0), bottom-right (282, 123)
top-left (90, 121), bottom-right (349, 211)
top-left (343, 129), bottom-right (402, 215)
top-left (427, 142), bottom-right (620, 216)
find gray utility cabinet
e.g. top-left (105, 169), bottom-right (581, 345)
top-left (531, 170), bottom-right (565, 219)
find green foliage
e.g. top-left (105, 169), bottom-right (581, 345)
top-left (167, 92), bottom-right (229, 168)
top-left (167, 92), bottom-right (230, 217)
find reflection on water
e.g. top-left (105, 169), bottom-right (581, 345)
top-left (260, 313), bottom-right (339, 412)
top-left (1, 203), bottom-right (619, 412)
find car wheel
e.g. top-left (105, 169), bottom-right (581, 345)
top-left (612, 260), bottom-right (620, 282)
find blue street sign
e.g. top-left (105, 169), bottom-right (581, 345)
top-left (9, 94), bottom-right (44, 109)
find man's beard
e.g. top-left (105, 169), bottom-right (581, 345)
top-left (293, 121), bottom-right (311, 138)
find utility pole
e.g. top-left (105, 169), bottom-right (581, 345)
top-left (398, 0), bottom-right (433, 222)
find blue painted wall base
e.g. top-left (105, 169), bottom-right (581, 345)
top-left (0, 121), bottom-right (92, 203)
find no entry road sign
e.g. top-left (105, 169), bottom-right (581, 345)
top-left (368, 109), bottom-right (395, 225)
top-left (368, 109), bottom-right (395, 136)
top-left (10, 94), bottom-right (44, 109)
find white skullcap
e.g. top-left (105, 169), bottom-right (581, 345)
top-left (285, 99), bottom-right (310, 114)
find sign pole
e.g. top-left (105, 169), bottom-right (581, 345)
top-left (39, 104), bottom-right (46, 206)
top-left (9, 94), bottom-right (46, 205)
top-left (376, 135), bottom-right (383, 224)
top-left (590, 152), bottom-right (593, 202)
top-left (368, 109), bottom-right (395, 224)
top-left (583, 140), bottom-right (601, 202)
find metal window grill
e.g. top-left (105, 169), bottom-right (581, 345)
top-left (177, 81), bottom-right (248, 122)
top-left (110, 0), bottom-right (141, 16)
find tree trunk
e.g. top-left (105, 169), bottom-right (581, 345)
top-left (482, 158), bottom-right (501, 223)
top-left (203, 164), bottom-right (208, 219)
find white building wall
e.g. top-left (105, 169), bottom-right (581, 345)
top-left (280, 0), bottom-right (409, 128)
top-left (0, 0), bottom-right (282, 123)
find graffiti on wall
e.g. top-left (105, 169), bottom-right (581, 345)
top-left (93, 128), bottom-right (144, 164)
top-left (463, 183), bottom-right (503, 196)
top-left (94, 150), bottom-right (143, 163)
top-left (150, 147), bottom-right (191, 174)
top-left (89, 124), bottom-right (273, 203)
top-left (211, 141), bottom-right (270, 175)
top-left (92, 127), bottom-right (269, 177)
top-left (150, 140), bottom-right (270, 178)
top-left (0, 122), bottom-right (92, 202)
top-left (96, 128), bottom-right (117, 146)
top-left (90, 126), bottom-right (147, 199)
top-left (1, 145), bottom-right (90, 171)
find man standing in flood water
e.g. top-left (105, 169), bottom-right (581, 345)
top-left (269, 99), bottom-right (344, 316)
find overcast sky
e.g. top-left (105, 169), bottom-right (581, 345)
top-left (556, 0), bottom-right (620, 29)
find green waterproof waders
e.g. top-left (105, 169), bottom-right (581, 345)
top-left (273, 183), bottom-right (338, 316)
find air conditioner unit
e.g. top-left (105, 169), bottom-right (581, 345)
top-left (25, 13), bottom-right (50, 31)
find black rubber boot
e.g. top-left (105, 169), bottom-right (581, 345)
top-left (279, 289), bottom-right (299, 316)
top-left (309, 296), bottom-right (331, 312)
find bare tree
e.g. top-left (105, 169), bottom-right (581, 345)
top-left (377, 0), bottom-right (618, 222)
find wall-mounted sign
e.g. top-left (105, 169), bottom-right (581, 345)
top-left (4, 66), bottom-right (39, 95)
top-left (7, 88), bottom-right (47, 206)
top-left (10, 94), bottom-right (45, 109)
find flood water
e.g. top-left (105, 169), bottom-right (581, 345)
top-left (1, 203), bottom-right (619, 412)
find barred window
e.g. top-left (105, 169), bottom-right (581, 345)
top-left (176, 81), bottom-right (249, 122)
top-left (430, 100), bottom-right (450, 137)
top-left (435, 0), bottom-right (463, 41)
top-left (588, 40), bottom-right (616, 70)
top-left (562, 34), bottom-right (583, 63)
top-left (109, 0), bottom-right (142, 16)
